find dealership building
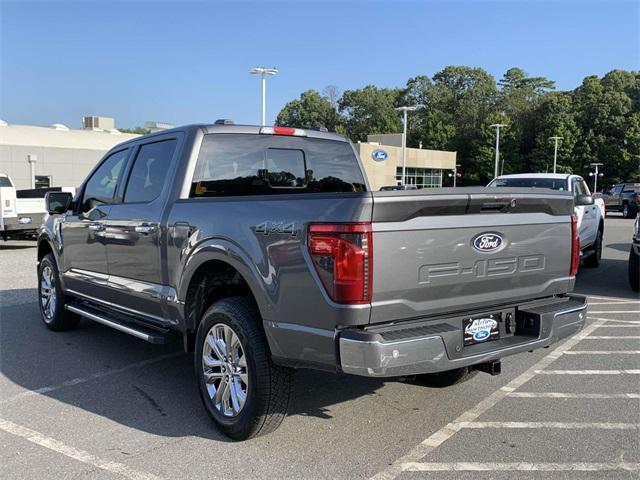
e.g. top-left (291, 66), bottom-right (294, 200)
top-left (0, 119), bottom-right (456, 191)
top-left (356, 134), bottom-right (457, 190)
top-left (0, 117), bottom-right (141, 190)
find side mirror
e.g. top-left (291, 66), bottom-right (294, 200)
top-left (575, 194), bottom-right (594, 206)
top-left (45, 191), bottom-right (73, 214)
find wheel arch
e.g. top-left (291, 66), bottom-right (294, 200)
top-left (178, 243), bottom-right (271, 349)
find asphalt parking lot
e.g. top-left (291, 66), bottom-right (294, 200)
top-left (1, 216), bottom-right (638, 480)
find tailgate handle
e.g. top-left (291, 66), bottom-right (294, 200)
top-left (481, 199), bottom-right (516, 212)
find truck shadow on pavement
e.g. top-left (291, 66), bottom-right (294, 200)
top-left (0, 294), bottom-right (388, 443)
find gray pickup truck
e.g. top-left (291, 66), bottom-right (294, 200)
top-left (38, 123), bottom-right (587, 439)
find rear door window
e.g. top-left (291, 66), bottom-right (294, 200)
top-left (124, 139), bottom-right (177, 203)
top-left (190, 134), bottom-right (366, 197)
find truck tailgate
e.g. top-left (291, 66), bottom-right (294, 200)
top-left (370, 188), bottom-right (575, 324)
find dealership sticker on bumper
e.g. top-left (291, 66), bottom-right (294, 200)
top-left (464, 316), bottom-right (499, 345)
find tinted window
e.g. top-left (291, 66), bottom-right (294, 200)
top-left (573, 179), bottom-right (589, 196)
top-left (489, 178), bottom-right (568, 190)
top-left (82, 149), bottom-right (128, 212)
top-left (0, 176), bottom-right (12, 187)
top-left (190, 134), bottom-right (366, 197)
top-left (124, 139), bottom-right (177, 203)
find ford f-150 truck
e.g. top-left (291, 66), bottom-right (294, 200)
top-left (37, 123), bottom-right (587, 439)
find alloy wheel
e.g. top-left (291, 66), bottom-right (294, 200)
top-left (202, 323), bottom-right (248, 417)
top-left (40, 265), bottom-right (57, 321)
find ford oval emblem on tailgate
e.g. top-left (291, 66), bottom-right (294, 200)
top-left (473, 233), bottom-right (503, 252)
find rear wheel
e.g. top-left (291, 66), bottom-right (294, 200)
top-left (584, 229), bottom-right (603, 268)
top-left (38, 253), bottom-right (79, 331)
top-left (629, 247), bottom-right (639, 292)
top-left (623, 204), bottom-right (635, 219)
top-left (416, 367), bottom-right (477, 388)
top-left (195, 297), bottom-right (293, 440)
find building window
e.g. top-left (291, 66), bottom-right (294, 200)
top-left (35, 176), bottom-right (51, 189)
top-left (395, 167), bottom-right (442, 188)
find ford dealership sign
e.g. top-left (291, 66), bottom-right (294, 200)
top-left (371, 149), bottom-right (388, 161)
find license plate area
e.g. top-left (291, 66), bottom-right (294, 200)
top-left (463, 309), bottom-right (516, 347)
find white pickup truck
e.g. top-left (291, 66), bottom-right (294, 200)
top-left (489, 173), bottom-right (605, 268)
top-left (0, 174), bottom-right (74, 240)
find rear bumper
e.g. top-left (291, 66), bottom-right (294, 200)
top-left (339, 294), bottom-right (587, 377)
top-left (1, 213), bottom-right (44, 232)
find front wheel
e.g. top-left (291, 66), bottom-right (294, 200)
top-left (629, 247), bottom-right (639, 292)
top-left (38, 253), bottom-right (79, 331)
top-left (623, 204), bottom-right (635, 219)
top-left (195, 297), bottom-right (293, 440)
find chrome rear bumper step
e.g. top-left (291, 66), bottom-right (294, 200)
top-left (66, 304), bottom-right (174, 344)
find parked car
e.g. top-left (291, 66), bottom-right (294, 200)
top-left (38, 124), bottom-right (587, 440)
top-left (0, 173), bottom-right (74, 240)
top-left (601, 182), bottom-right (640, 218)
top-left (630, 214), bottom-right (639, 292)
top-left (488, 173), bottom-right (605, 268)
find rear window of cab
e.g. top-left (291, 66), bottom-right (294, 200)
top-left (189, 134), bottom-right (367, 197)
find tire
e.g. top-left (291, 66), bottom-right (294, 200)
top-left (623, 204), bottom-right (634, 219)
top-left (37, 253), bottom-right (80, 331)
top-left (583, 228), bottom-right (603, 268)
top-left (415, 367), bottom-right (477, 388)
top-left (195, 297), bottom-right (293, 440)
top-left (629, 247), bottom-right (640, 293)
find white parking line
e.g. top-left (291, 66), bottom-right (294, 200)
top-left (590, 316), bottom-right (640, 324)
top-left (370, 318), bottom-right (606, 480)
top-left (1, 351), bottom-right (183, 405)
top-left (564, 350), bottom-right (640, 355)
top-left (584, 336), bottom-right (640, 339)
top-left (462, 421), bottom-right (638, 430)
top-left (595, 325), bottom-right (640, 328)
top-left (507, 392), bottom-right (640, 399)
top-left (0, 417), bottom-right (161, 480)
top-left (588, 311), bottom-right (640, 314)
top-left (535, 369), bottom-right (640, 375)
top-left (402, 462), bottom-right (640, 472)
top-left (587, 295), bottom-right (640, 303)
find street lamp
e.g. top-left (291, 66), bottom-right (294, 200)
top-left (490, 123), bottom-right (507, 179)
top-left (588, 162), bottom-right (604, 192)
top-left (549, 136), bottom-right (563, 174)
top-left (250, 67), bottom-right (278, 126)
top-left (395, 105), bottom-right (424, 185)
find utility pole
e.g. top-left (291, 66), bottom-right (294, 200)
top-left (395, 105), bottom-right (423, 185)
top-left (549, 136), bottom-right (563, 173)
top-left (250, 67), bottom-right (278, 126)
top-left (490, 124), bottom-right (507, 179)
top-left (589, 162), bottom-right (604, 192)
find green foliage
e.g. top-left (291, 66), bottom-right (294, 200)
top-left (275, 68), bottom-right (640, 187)
top-left (275, 89), bottom-right (342, 132)
top-left (119, 127), bottom-right (150, 135)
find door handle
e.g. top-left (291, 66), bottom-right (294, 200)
top-left (135, 223), bottom-right (157, 234)
top-left (88, 223), bottom-right (105, 232)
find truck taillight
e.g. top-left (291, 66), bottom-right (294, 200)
top-left (570, 213), bottom-right (580, 276)
top-left (308, 223), bottom-right (372, 304)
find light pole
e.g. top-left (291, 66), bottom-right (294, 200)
top-left (549, 136), bottom-right (563, 173)
top-left (250, 67), bottom-right (278, 126)
top-left (589, 162), bottom-right (604, 192)
top-left (395, 105), bottom-right (423, 185)
top-left (490, 123), bottom-right (507, 179)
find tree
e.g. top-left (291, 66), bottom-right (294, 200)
top-left (275, 90), bottom-right (342, 132)
top-left (338, 85), bottom-right (402, 141)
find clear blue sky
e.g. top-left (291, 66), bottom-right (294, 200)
top-left (1, 0), bottom-right (638, 129)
